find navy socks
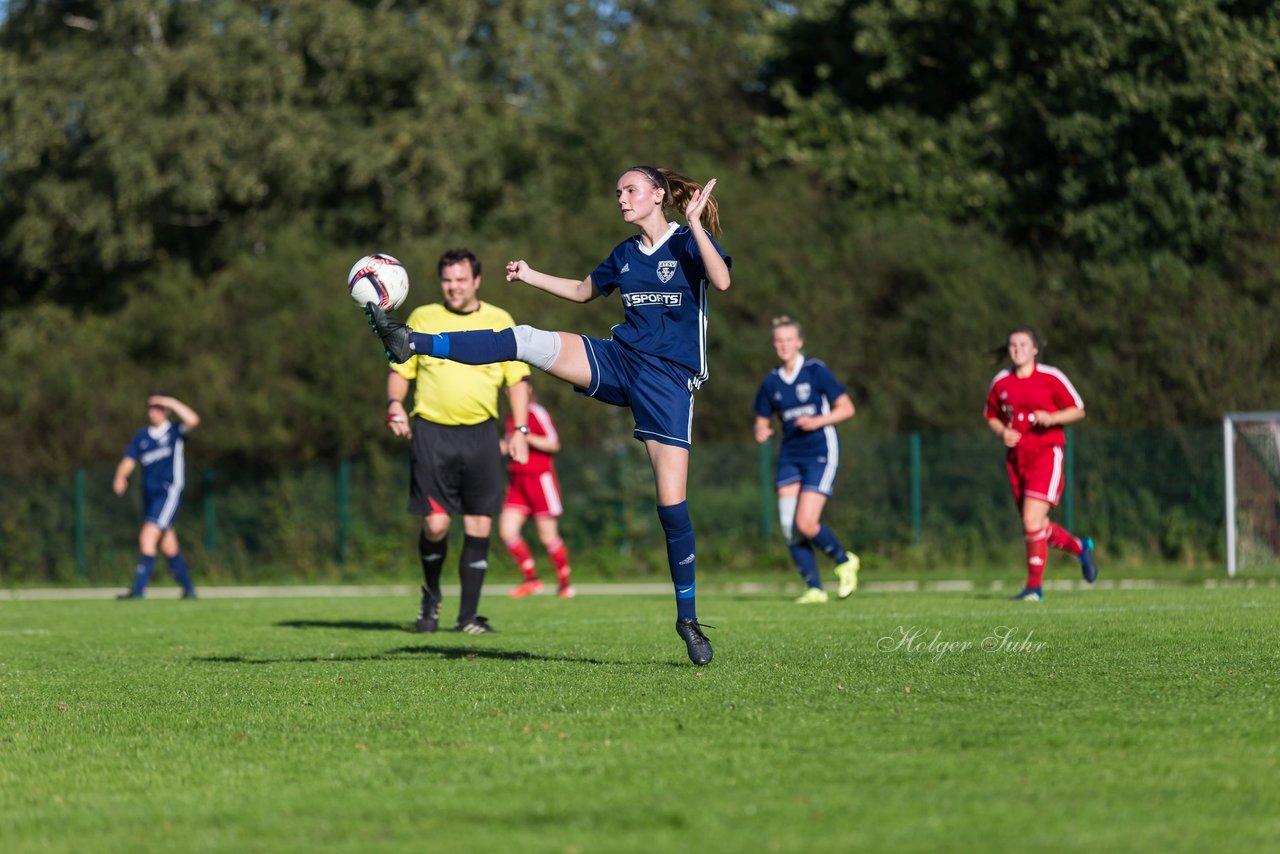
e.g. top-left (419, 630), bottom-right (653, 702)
top-left (657, 501), bottom-right (697, 621)
top-left (789, 541), bottom-right (823, 589)
top-left (408, 328), bottom-right (517, 364)
top-left (131, 554), bottom-right (157, 596)
top-left (811, 524), bottom-right (849, 563)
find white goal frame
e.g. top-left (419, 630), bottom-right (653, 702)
top-left (1224, 411), bottom-right (1280, 577)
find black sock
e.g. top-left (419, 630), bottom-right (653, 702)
top-left (419, 531), bottom-right (447, 598)
top-left (456, 535), bottom-right (490, 625)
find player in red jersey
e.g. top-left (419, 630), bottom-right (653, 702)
top-left (984, 326), bottom-right (1098, 601)
top-left (499, 385), bottom-right (574, 598)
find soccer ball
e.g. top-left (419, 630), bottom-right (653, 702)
top-left (348, 253), bottom-right (410, 311)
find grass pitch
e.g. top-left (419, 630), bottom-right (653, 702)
top-left (2, 585), bottom-right (1278, 853)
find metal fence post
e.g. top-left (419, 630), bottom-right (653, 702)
top-left (909, 432), bottom-right (922, 546)
top-left (74, 468), bottom-right (87, 579)
top-left (203, 467), bottom-right (216, 552)
top-left (337, 458), bottom-right (350, 565)
top-left (1064, 428), bottom-right (1075, 532)
top-left (760, 440), bottom-right (773, 540)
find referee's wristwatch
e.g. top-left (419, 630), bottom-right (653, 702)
top-left (514, 425), bottom-right (530, 435)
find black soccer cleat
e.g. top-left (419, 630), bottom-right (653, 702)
top-left (455, 615), bottom-right (495, 635)
top-left (414, 586), bottom-right (441, 634)
top-left (675, 617), bottom-right (714, 665)
top-left (116, 590), bottom-right (142, 600)
top-left (365, 301), bottom-right (413, 364)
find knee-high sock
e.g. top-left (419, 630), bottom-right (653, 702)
top-left (811, 524), bottom-right (848, 563)
top-left (657, 502), bottom-right (697, 621)
top-left (505, 537), bottom-right (537, 580)
top-left (165, 552), bottom-right (194, 593)
top-left (419, 532), bottom-right (447, 598)
top-left (409, 328), bottom-right (517, 364)
top-left (789, 541), bottom-right (823, 589)
top-left (547, 538), bottom-right (571, 585)
top-left (131, 554), bottom-right (156, 596)
top-left (457, 535), bottom-right (491, 624)
top-left (1025, 527), bottom-right (1050, 589)
top-left (1047, 522), bottom-right (1083, 555)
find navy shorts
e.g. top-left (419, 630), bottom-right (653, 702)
top-left (776, 455), bottom-right (839, 497)
top-left (141, 485), bottom-right (183, 530)
top-left (579, 337), bottom-right (694, 448)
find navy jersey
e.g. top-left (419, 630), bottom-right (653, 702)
top-left (753, 357), bottom-right (847, 461)
top-left (590, 223), bottom-right (732, 385)
top-left (124, 422), bottom-right (187, 495)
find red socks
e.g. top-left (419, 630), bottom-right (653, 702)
top-left (505, 538), bottom-right (537, 580)
top-left (1024, 527), bottom-right (1049, 589)
top-left (1047, 523), bottom-right (1083, 556)
top-left (548, 538), bottom-right (572, 586)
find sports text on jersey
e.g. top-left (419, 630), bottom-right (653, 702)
top-left (782, 404), bottom-right (818, 421)
top-left (139, 446), bottom-right (174, 466)
top-left (622, 292), bottom-right (683, 308)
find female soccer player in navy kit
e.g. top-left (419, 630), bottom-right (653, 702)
top-left (367, 166), bottom-right (730, 664)
top-left (113, 394), bottom-right (201, 599)
top-left (985, 326), bottom-right (1098, 600)
top-left (753, 317), bottom-right (860, 603)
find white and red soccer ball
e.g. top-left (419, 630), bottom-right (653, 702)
top-left (347, 253), bottom-right (410, 311)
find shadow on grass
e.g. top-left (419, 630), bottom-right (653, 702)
top-left (195, 644), bottom-right (636, 666)
top-left (274, 619), bottom-right (406, 632)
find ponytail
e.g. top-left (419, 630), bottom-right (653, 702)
top-left (624, 165), bottom-right (722, 238)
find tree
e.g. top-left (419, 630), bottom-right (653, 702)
top-left (757, 0), bottom-right (1280, 261)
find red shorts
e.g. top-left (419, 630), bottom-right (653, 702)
top-left (503, 470), bottom-right (564, 518)
top-left (1006, 444), bottom-right (1065, 506)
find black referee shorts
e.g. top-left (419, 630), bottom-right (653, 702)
top-left (408, 417), bottom-right (505, 517)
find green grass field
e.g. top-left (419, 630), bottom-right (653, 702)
top-left (3, 586), bottom-right (1278, 853)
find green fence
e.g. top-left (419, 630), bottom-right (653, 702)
top-left (0, 427), bottom-right (1228, 585)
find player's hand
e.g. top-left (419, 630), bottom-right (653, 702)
top-left (1002, 427), bottom-right (1022, 448)
top-left (1031, 410), bottom-right (1054, 427)
top-left (112, 475), bottom-right (128, 496)
top-left (754, 424), bottom-right (774, 444)
top-left (506, 260), bottom-right (530, 283)
top-left (793, 415), bottom-right (819, 432)
top-left (684, 178), bottom-right (717, 228)
top-left (386, 402), bottom-right (410, 438)
top-left (507, 430), bottom-right (529, 465)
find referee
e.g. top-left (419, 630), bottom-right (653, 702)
top-left (384, 248), bottom-right (531, 634)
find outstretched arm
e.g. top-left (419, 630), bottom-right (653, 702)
top-left (506, 261), bottom-right (598, 303)
top-left (685, 178), bottom-right (731, 292)
top-left (151, 395), bottom-right (200, 430)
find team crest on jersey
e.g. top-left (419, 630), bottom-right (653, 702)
top-left (796, 383), bottom-right (811, 403)
top-left (656, 260), bottom-right (677, 283)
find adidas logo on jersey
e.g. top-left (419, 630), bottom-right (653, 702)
top-left (620, 263), bottom-right (630, 274)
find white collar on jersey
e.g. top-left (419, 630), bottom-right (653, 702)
top-left (778, 355), bottom-right (806, 384)
top-left (147, 421), bottom-right (173, 440)
top-left (636, 222), bottom-right (679, 256)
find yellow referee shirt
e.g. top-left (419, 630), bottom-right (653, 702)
top-left (392, 302), bottom-right (531, 426)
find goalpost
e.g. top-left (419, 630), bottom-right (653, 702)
top-left (1223, 412), bottom-right (1280, 577)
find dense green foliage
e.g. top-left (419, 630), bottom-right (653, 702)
top-left (2, 1), bottom-right (1279, 478)
top-left (4, 589), bottom-right (1279, 850)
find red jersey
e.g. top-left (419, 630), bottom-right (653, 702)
top-left (984, 363), bottom-right (1084, 450)
top-left (504, 402), bottom-right (558, 476)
